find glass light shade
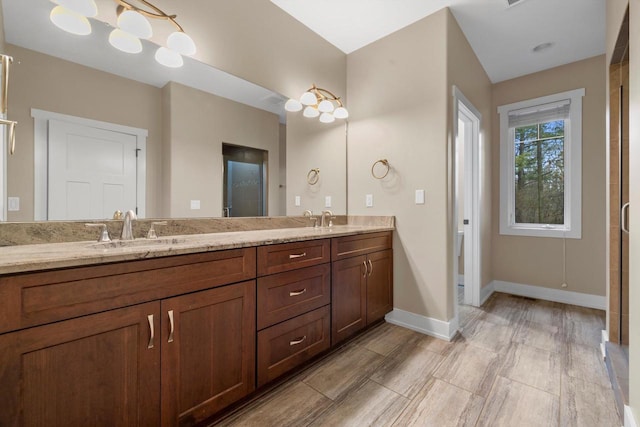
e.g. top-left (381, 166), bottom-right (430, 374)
top-left (108, 29), bottom-right (142, 54)
top-left (319, 112), bottom-right (335, 123)
top-left (333, 106), bottom-right (349, 119)
top-left (167, 31), bottom-right (196, 55)
top-left (303, 106), bottom-right (319, 118)
top-left (318, 99), bottom-right (334, 113)
top-left (50, 6), bottom-right (91, 36)
top-left (300, 91), bottom-right (317, 106)
top-left (284, 98), bottom-right (303, 112)
top-left (117, 10), bottom-right (152, 39)
top-left (54, 0), bottom-right (97, 17)
top-left (155, 47), bottom-right (184, 68)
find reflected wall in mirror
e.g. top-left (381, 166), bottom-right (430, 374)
top-left (0, 0), bottom-right (348, 223)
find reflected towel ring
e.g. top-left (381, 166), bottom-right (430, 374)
top-left (371, 159), bottom-right (390, 179)
top-left (307, 168), bottom-right (320, 185)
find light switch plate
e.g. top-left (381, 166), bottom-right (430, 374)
top-left (295, 196), bottom-right (301, 206)
top-left (190, 200), bottom-right (201, 210)
top-left (415, 189), bottom-right (425, 204)
top-left (7, 197), bottom-right (19, 211)
top-left (366, 194), bottom-right (373, 208)
top-left (325, 196), bottom-right (332, 208)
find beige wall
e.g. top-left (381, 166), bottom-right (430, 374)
top-left (446, 10), bottom-right (494, 299)
top-left (491, 56), bottom-right (606, 297)
top-left (163, 82), bottom-right (281, 218)
top-left (6, 44), bottom-right (163, 221)
top-left (627, 0), bottom-right (639, 422)
top-left (347, 9), bottom-right (449, 321)
top-left (286, 116), bottom-right (347, 216)
top-left (347, 8), bottom-right (491, 322)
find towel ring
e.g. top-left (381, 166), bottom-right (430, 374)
top-left (371, 159), bottom-right (390, 179)
top-left (307, 168), bottom-right (320, 185)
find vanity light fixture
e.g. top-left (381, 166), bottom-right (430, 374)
top-left (49, 0), bottom-right (98, 36)
top-left (49, 0), bottom-right (197, 68)
top-left (285, 84), bottom-right (349, 123)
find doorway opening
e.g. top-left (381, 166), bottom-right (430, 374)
top-left (32, 109), bottom-right (147, 221)
top-left (452, 87), bottom-right (482, 329)
top-left (222, 144), bottom-right (268, 217)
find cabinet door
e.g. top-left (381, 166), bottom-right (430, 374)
top-left (331, 255), bottom-right (367, 345)
top-left (0, 302), bottom-right (161, 427)
top-left (161, 281), bottom-right (256, 426)
top-left (366, 249), bottom-right (393, 324)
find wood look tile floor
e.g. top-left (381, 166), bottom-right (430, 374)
top-left (217, 292), bottom-right (620, 427)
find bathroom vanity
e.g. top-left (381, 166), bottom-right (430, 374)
top-left (0, 221), bottom-right (393, 426)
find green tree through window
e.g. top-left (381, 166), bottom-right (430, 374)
top-left (514, 120), bottom-right (564, 224)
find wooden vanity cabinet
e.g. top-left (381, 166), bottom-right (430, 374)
top-left (0, 302), bottom-right (161, 427)
top-left (256, 240), bottom-right (332, 387)
top-left (161, 280), bottom-right (255, 427)
top-left (331, 232), bottom-right (393, 345)
top-left (0, 248), bottom-right (257, 427)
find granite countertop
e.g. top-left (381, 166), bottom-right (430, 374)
top-left (0, 224), bottom-right (394, 275)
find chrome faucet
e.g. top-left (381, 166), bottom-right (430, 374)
top-left (121, 210), bottom-right (137, 240)
top-left (321, 210), bottom-right (334, 228)
top-left (303, 209), bottom-right (318, 228)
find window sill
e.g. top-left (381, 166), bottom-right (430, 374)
top-left (499, 225), bottom-right (581, 239)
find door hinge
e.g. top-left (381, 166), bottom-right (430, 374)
top-left (136, 207), bottom-right (138, 215)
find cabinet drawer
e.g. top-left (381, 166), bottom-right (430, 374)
top-left (257, 305), bottom-right (330, 387)
top-left (331, 232), bottom-right (392, 261)
top-left (257, 239), bottom-right (330, 276)
top-left (257, 264), bottom-right (331, 330)
top-left (0, 248), bottom-right (256, 334)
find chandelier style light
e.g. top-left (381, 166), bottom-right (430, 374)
top-left (49, 0), bottom-right (197, 68)
top-left (285, 84), bottom-right (349, 124)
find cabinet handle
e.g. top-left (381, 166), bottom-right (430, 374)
top-left (289, 252), bottom-right (307, 259)
top-left (368, 260), bottom-right (373, 276)
top-left (289, 336), bottom-right (307, 346)
top-left (289, 288), bottom-right (307, 297)
top-left (168, 310), bottom-right (175, 343)
top-left (362, 261), bottom-right (367, 277)
top-left (147, 314), bottom-right (154, 349)
top-left (622, 202), bottom-right (630, 234)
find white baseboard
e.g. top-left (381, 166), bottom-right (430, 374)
top-left (626, 406), bottom-right (638, 427)
top-left (601, 330), bottom-right (608, 359)
top-left (489, 280), bottom-right (606, 310)
top-left (480, 281), bottom-right (495, 305)
top-left (385, 308), bottom-right (458, 341)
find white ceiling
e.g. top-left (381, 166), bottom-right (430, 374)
top-left (271, 0), bottom-right (606, 83)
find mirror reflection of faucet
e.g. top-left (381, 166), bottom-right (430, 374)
top-left (121, 210), bottom-right (137, 240)
top-left (321, 210), bottom-right (335, 228)
top-left (303, 210), bottom-right (318, 228)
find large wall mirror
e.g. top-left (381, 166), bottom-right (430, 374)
top-left (0, 0), bottom-right (347, 223)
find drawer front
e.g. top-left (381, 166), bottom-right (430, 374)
top-left (331, 232), bottom-right (392, 261)
top-left (257, 305), bottom-right (330, 387)
top-left (257, 264), bottom-right (331, 330)
top-left (0, 248), bottom-right (257, 334)
top-left (257, 239), bottom-right (330, 276)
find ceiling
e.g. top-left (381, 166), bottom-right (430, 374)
top-left (270, 0), bottom-right (606, 83)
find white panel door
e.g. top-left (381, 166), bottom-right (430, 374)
top-left (48, 119), bottom-right (138, 220)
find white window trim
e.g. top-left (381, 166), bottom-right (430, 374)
top-left (498, 88), bottom-right (584, 239)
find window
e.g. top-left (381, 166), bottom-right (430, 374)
top-left (498, 88), bottom-right (584, 238)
